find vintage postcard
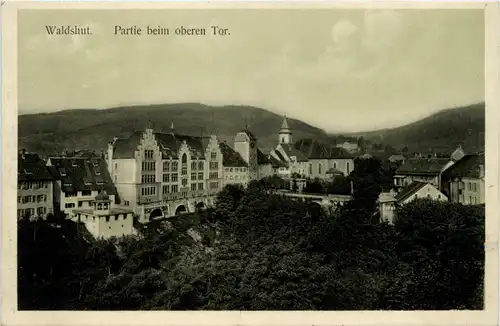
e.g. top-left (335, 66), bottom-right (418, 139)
top-left (1, 1), bottom-right (499, 326)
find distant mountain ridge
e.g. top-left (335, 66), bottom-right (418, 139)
top-left (18, 103), bottom-right (330, 156)
top-left (18, 102), bottom-right (485, 156)
top-left (338, 103), bottom-right (485, 154)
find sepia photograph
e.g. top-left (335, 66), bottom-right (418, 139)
top-left (2, 1), bottom-right (499, 325)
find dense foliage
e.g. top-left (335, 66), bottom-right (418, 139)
top-left (18, 180), bottom-right (484, 310)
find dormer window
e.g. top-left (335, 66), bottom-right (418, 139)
top-left (95, 170), bottom-right (101, 176)
top-left (60, 168), bottom-right (67, 177)
top-left (24, 169), bottom-right (32, 175)
top-left (97, 181), bottom-right (104, 185)
top-left (72, 162), bottom-right (78, 167)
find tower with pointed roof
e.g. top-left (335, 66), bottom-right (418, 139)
top-left (279, 115), bottom-right (292, 145)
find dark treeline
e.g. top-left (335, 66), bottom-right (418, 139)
top-left (18, 159), bottom-right (484, 310)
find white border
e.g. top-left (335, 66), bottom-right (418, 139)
top-left (2, 2), bottom-right (499, 326)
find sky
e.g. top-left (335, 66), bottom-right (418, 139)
top-left (18, 9), bottom-right (484, 133)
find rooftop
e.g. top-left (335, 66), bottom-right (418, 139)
top-left (396, 158), bottom-right (450, 176)
top-left (18, 152), bottom-right (54, 182)
top-left (219, 142), bottom-right (248, 167)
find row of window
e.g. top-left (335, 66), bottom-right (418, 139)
top-left (144, 150), bottom-right (155, 160)
top-left (17, 207), bottom-right (46, 218)
top-left (18, 181), bottom-right (49, 190)
top-left (467, 182), bottom-right (478, 192)
top-left (162, 184), bottom-right (179, 194)
top-left (65, 190), bottom-right (93, 197)
top-left (18, 195), bottom-right (48, 204)
top-left (142, 161), bottom-right (156, 171)
top-left (224, 167), bottom-right (248, 173)
top-left (78, 214), bottom-right (128, 222)
top-left (141, 186), bottom-right (156, 196)
top-left (209, 182), bottom-right (219, 190)
top-left (209, 172), bottom-right (219, 179)
top-left (209, 162), bottom-right (219, 170)
top-left (310, 162), bottom-right (350, 175)
top-left (141, 174), bottom-right (156, 183)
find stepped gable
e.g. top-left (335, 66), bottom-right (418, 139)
top-left (48, 154), bottom-right (118, 198)
top-left (295, 139), bottom-right (353, 159)
top-left (18, 152), bottom-right (54, 182)
top-left (442, 154), bottom-right (485, 179)
top-left (219, 142), bottom-right (248, 167)
top-left (111, 130), bottom-right (210, 159)
top-left (396, 157), bottom-right (450, 176)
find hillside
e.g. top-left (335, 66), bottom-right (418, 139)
top-left (342, 103), bottom-right (485, 153)
top-left (18, 103), bottom-right (329, 155)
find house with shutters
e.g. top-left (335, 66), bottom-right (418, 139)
top-left (17, 150), bottom-right (56, 220)
top-left (46, 152), bottom-right (119, 217)
top-left (378, 181), bottom-right (448, 224)
top-left (441, 152), bottom-right (485, 205)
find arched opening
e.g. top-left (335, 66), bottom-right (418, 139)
top-left (182, 153), bottom-right (187, 163)
top-left (175, 205), bottom-right (188, 215)
top-left (149, 208), bottom-right (163, 221)
top-left (195, 202), bottom-right (206, 212)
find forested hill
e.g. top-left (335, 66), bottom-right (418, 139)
top-left (344, 103), bottom-right (485, 153)
top-left (18, 104), bottom-right (329, 155)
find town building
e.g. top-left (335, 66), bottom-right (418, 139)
top-left (219, 142), bottom-right (249, 187)
top-left (393, 145), bottom-right (465, 191)
top-left (441, 153), bottom-right (485, 205)
top-left (72, 190), bottom-right (135, 239)
top-left (295, 139), bottom-right (354, 179)
top-left (46, 153), bottom-right (118, 217)
top-left (262, 116), bottom-right (355, 181)
top-left (17, 150), bottom-right (55, 220)
top-left (106, 124), bottom-right (223, 222)
top-left (378, 182), bottom-right (448, 224)
top-left (388, 154), bottom-right (406, 165)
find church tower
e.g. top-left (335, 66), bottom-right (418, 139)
top-left (279, 116), bottom-right (292, 145)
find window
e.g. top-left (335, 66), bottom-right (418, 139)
top-left (191, 183), bottom-right (197, 191)
top-left (182, 153), bottom-right (188, 163)
top-left (182, 178), bottom-right (188, 187)
top-left (64, 203), bottom-right (75, 208)
top-left (309, 164), bottom-right (312, 175)
top-left (319, 164), bottom-right (322, 174)
top-left (211, 152), bottom-right (217, 160)
top-left (198, 161), bottom-right (204, 170)
top-left (163, 174), bottom-right (170, 182)
top-left (95, 170), bottom-right (101, 176)
top-left (163, 161), bottom-right (170, 171)
top-left (144, 150), bottom-right (154, 160)
top-left (468, 182), bottom-right (471, 191)
top-left (230, 168), bottom-right (233, 172)
top-left (142, 161), bottom-right (155, 171)
top-left (198, 172), bottom-right (204, 180)
top-left (210, 162), bottom-right (219, 169)
top-left (17, 197), bottom-right (21, 203)
top-left (346, 162), bottom-right (350, 173)
top-left (209, 172), bottom-right (218, 179)
top-left (191, 172), bottom-right (197, 180)
top-left (171, 173), bottom-right (178, 182)
top-left (191, 162), bottom-right (197, 170)
top-left (125, 200), bottom-right (130, 206)
top-left (198, 182), bottom-right (204, 190)
top-left (172, 161), bottom-right (178, 170)
top-left (210, 182), bottom-right (219, 189)
top-left (171, 185), bottom-right (178, 193)
top-left (163, 185), bottom-right (170, 194)
top-left (37, 207), bottom-right (46, 215)
top-left (141, 174), bottom-right (156, 183)
top-left (82, 190), bottom-right (91, 196)
top-left (182, 165), bottom-right (187, 175)
top-left (115, 163), bottom-right (118, 170)
top-left (78, 201), bottom-right (83, 207)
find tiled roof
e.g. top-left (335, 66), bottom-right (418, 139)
top-left (280, 144), bottom-right (309, 162)
top-left (295, 139), bottom-right (353, 159)
top-left (18, 152), bottom-right (54, 182)
top-left (257, 149), bottom-right (272, 165)
top-left (112, 131), bottom-right (209, 159)
top-left (47, 155), bottom-right (118, 199)
top-left (219, 142), bottom-right (248, 167)
top-left (394, 181), bottom-right (428, 203)
top-left (268, 154), bottom-right (287, 168)
top-left (240, 128), bottom-right (257, 141)
top-left (396, 158), bottom-right (450, 176)
top-left (442, 154), bottom-right (485, 179)
top-left (95, 190), bottom-right (110, 201)
top-left (273, 150), bottom-right (287, 163)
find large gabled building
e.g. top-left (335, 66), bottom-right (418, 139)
top-left (17, 150), bottom-right (55, 220)
top-left (106, 124), bottom-right (224, 222)
top-left (46, 152), bottom-right (118, 216)
top-left (441, 153), bottom-right (485, 205)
